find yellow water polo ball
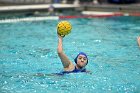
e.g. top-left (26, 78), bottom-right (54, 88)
top-left (57, 21), bottom-right (72, 36)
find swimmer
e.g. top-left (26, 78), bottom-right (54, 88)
top-left (57, 34), bottom-right (89, 74)
top-left (137, 36), bottom-right (140, 47)
top-left (34, 34), bottom-right (89, 77)
top-left (34, 35), bottom-right (140, 77)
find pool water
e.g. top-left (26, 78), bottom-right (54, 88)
top-left (0, 16), bottom-right (140, 93)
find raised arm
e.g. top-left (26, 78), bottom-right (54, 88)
top-left (137, 37), bottom-right (140, 47)
top-left (57, 35), bottom-right (74, 70)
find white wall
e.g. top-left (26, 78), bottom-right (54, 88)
top-left (0, 0), bottom-right (52, 4)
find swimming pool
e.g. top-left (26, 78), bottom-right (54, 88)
top-left (0, 16), bottom-right (140, 93)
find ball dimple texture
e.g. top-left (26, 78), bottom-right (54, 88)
top-left (57, 21), bottom-right (72, 36)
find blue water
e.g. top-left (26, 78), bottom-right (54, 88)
top-left (0, 16), bottom-right (140, 93)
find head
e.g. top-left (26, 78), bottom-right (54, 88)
top-left (74, 52), bottom-right (88, 68)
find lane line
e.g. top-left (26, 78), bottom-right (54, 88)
top-left (0, 16), bottom-right (59, 23)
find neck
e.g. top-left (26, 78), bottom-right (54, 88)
top-left (75, 65), bottom-right (84, 70)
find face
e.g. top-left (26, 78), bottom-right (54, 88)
top-left (76, 54), bottom-right (88, 68)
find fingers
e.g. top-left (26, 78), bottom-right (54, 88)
top-left (57, 33), bottom-right (65, 38)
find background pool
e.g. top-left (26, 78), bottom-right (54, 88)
top-left (0, 16), bottom-right (140, 93)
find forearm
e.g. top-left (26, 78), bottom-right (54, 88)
top-left (137, 37), bottom-right (140, 47)
top-left (57, 37), bottom-right (63, 53)
top-left (57, 36), bottom-right (72, 68)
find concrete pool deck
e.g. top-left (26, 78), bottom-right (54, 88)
top-left (0, 4), bottom-right (80, 12)
top-left (83, 4), bottom-right (140, 12)
top-left (82, 3), bottom-right (140, 16)
top-left (0, 3), bottom-right (140, 16)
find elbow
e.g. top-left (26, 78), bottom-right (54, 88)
top-left (57, 49), bottom-right (63, 54)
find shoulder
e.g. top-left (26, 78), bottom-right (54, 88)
top-left (64, 62), bottom-right (75, 71)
